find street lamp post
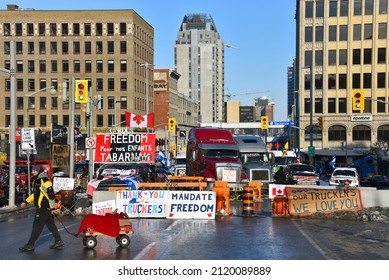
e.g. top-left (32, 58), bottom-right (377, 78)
top-left (141, 62), bottom-right (152, 114)
top-left (0, 41), bottom-right (16, 208)
top-left (303, 65), bottom-right (314, 165)
top-left (24, 86), bottom-right (56, 127)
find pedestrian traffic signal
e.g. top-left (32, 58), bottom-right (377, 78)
top-left (168, 117), bottom-right (176, 132)
top-left (318, 116), bottom-right (323, 130)
top-left (352, 89), bottom-right (364, 111)
top-left (75, 80), bottom-right (88, 103)
top-left (261, 116), bottom-right (268, 130)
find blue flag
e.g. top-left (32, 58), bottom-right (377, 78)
top-left (157, 149), bottom-right (171, 169)
top-left (329, 154), bottom-right (336, 168)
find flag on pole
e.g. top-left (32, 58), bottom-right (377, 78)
top-left (157, 149), bottom-right (171, 169)
top-left (329, 154), bottom-right (336, 169)
top-left (125, 112), bottom-right (154, 128)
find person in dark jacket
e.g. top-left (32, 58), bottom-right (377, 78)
top-left (19, 165), bottom-right (64, 252)
top-left (274, 166), bottom-right (287, 184)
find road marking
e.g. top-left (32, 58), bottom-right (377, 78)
top-left (292, 220), bottom-right (339, 260)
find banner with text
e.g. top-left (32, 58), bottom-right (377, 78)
top-left (94, 133), bottom-right (156, 163)
top-left (116, 190), bottom-right (167, 218)
top-left (167, 191), bottom-right (216, 219)
top-left (115, 190), bottom-right (216, 219)
top-left (285, 187), bottom-right (363, 216)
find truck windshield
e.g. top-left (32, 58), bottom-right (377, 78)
top-left (274, 157), bottom-right (295, 166)
top-left (203, 149), bottom-right (238, 158)
top-left (244, 153), bottom-right (269, 163)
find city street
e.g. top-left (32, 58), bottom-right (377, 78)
top-left (1, 199), bottom-right (389, 260)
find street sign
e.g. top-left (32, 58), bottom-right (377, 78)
top-left (308, 146), bottom-right (315, 157)
top-left (21, 128), bottom-right (35, 150)
top-left (269, 121), bottom-right (296, 126)
top-left (85, 137), bottom-right (96, 149)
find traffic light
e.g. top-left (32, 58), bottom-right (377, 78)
top-left (168, 117), bottom-right (176, 132)
top-left (261, 116), bottom-right (268, 130)
top-left (352, 89), bottom-right (364, 111)
top-left (282, 149), bottom-right (287, 157)
top-left (75, 80), bottom-right (88, 103)
top-left (318, 116), bottom-right (323, 130)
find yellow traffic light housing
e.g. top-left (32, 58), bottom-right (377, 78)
top-left (75, 80), bottom-right (88, 103)
top-left (261, 116), bottom-right (268, 130)
top-left (282, 149), bottom-right (287, 157)
top-left (168, 117), bottom-right (176, 132)
top-left (318, 116), bottom-right (323, 130)
top-left (352, 89), bottom-right (364, 111)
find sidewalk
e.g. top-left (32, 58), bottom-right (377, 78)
top-left (0, 203), bottom-right (32, 217)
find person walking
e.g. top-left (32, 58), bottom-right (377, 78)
top-left (19, 165), bottom-right (64, 252)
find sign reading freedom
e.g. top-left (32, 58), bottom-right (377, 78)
top-left (94, 133), bottom-right (156, 163)
top-left (285, 187), bottom-right (363, 216)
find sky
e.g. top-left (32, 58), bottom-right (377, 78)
top-left (2, 0), bottom-right (297, 120)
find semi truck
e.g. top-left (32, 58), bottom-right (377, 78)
top-left (233, 134), bottom-right (273, 191)
top-left (186, 127), bottom-right (248, 191)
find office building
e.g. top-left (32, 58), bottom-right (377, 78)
top-left (0, 4), bottom-right (154, 145)
top-left (174, 13), bottom-right (224, 123)
top-left (296, 0), bottom-right (389, 165)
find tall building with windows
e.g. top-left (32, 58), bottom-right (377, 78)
top-left (296, 0), bottom-right (389, 165)
top-left (174, 13), bottom-right (224, 124)
top-left (0, 4), bottom-right (154, 142)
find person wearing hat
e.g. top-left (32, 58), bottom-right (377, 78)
top-left (19, 165), bottom-right (64, 252)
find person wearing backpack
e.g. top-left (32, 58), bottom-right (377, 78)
top-left (19, 165), bottom-right (64, 252)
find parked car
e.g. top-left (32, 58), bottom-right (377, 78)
top-left (329, 167), bottom-right (360, 188)
top-left (285, 163), bottom-right (320, 185)
top-left (360, 175), bottom-right (389, 189)
top-left (95, 163), bottom-right (169, 183)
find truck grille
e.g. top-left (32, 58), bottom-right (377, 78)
top-left (251, 170), bottom-right (270, 182)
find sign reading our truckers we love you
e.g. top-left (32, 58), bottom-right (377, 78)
top-left (94, 133), bottom-right (156, 163)
top-left (115, 190), bottom-right (216, 219)
top-left (285, 187), bottom-right (363, 216)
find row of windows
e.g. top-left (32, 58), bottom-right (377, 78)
top-left (304, 97), bottom-right (389, 114)
top-left (304, 124), bottom-right (389, 142)
top-left (5, 113), bottom-right (128, 128)
top-left (5, 77), bottom-right (131, 92)
top-left (4, 40), bottom-right (127, 55)
top-left (304, 72), bottom-right (389, 90)
top-left (305, 22), bottom-right (385, 42)
top-left (6, 59), bottom-right (128, 75)
top-left (3, 22), bottom-right (127, 36)
top-left (305, 0), bottom-right (387, 18)
top-left (305, 47), bottom-right (388, 67)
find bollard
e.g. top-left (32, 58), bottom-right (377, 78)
top-left (241, 185), bottom-right (256, 216)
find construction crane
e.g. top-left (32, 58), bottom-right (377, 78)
top-left (225, 88), bottom-right (270, 101)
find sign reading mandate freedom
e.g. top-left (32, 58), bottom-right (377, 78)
top-left (94, 133), bottom-right (156, 163)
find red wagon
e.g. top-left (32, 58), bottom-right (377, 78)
top-left (77, 211), bottom-right (134, 249)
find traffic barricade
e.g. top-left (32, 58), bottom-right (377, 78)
top-left (271, 196), bottom-right (289, 216)
top-left (212, 181), bottom-right (232, 215)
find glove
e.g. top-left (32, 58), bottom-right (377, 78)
top-left (20, 202), bottom-right (27, 208)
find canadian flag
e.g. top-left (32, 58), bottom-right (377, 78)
top-left (125, 112), bottom-right (154, 128)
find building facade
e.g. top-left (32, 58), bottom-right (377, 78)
top-left (296, 0), bottom-right (389, 165)
top-left (153, 68), bottom-right (198, 154)
top-left (0, 5), bottom-right (154, 144)
top-left (174, 13), bottom-right (224, 123)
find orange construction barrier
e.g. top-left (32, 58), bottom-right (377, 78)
top-left (271, 196), bottom-right (289, 215)
top-left (249, 181), bottom-right (262, 201)
top-left (241, 185), bottom-right (255, 216)
top-left (212, 181), bottom-right (232, 215)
